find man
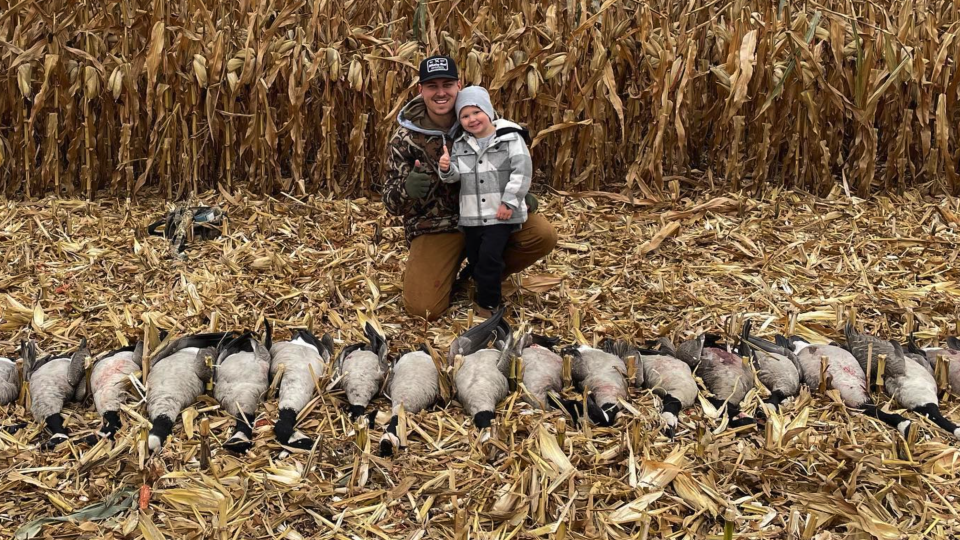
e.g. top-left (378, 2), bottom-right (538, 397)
top-left (380, 55), bottom-right (558, 321)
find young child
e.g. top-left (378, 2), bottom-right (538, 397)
top-left (438, 86), bottom-right (532, 317)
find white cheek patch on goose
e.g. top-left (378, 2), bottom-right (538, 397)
top-left (380, 431), bottom-right (400, 447)
top-left (897, 420), bottom-right (911, 436)
top-left (148, 434), bottom-right (162, 451)
top-left (289, 430), bottom-right (310, 444)
top-left (229, 431), bottom-right (250, 442)
top-left (792, 342), bottom-right (810, 354)
top-left (662, 411), bottom-right (678, 428)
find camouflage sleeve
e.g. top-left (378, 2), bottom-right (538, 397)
top-left (382, 129), bottom-right (414, 216)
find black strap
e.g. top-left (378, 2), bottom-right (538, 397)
top-left (496, 126), bottom-right (532, 144)
top-left (146, 218), bottom-right (167, 237)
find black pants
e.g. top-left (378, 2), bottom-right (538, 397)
top-left (463, 224), bottom-right (514, 309)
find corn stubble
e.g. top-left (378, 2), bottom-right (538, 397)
top-left (3, 1), bottom-right (960, 539)
top-left (3, 184), bottom-right (960, 537)
top-left (2, 1), bottom-right (960, 201)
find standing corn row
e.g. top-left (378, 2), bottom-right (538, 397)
top-left (2, 0), bottom-right (960, 200)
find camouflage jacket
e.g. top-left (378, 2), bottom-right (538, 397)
top-left (380, 96), bottom-right (462, 244)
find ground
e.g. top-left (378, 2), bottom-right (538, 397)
top-left (1, 184), bottom-right (959, 539)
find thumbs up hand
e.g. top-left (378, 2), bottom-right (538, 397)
top-left (405, 159), bottom-right (432, 199)
top-left (438, 146), bottom-right (451, 173)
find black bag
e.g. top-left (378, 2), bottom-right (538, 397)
top-left (147, 205), bottom-right (225, 253)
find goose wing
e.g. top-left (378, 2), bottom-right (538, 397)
top-left (744, 331), bottom-right (803, 377)
top-left (67, 339), bottom-right (90, 389)
top-left (907, 332), bottom-right (925, 357)
top-left (494, 318), bottom-right (515, 376)
top-left (23, 340), bottom-right (69, 381)
top-left (601, 338), bottom-right (641, 360)
top-left (21, 340), bottom-right (42, 380)
top-left (132, 340), bottom-right (145, 368)
top-left (656, 337), bottom-right (677, 357)
top-left (843, 323), bottom-right (905, 378)
top-left (675, 335), bottom-right (706, 367)
top-left (363, 322), bottom-right (390, 374)
top-left (215, 332), bottom-right (255, 382)
top-left (152, 331), bottom-right (236, 369)
top-left (601, 337), bottom-right (644, 386)
top-left (447, 305), bottom-right (506, 362)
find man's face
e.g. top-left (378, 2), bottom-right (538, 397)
top-left (419, 78), bottom-right (461, 116)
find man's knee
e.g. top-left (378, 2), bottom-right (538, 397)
top-left (522, 214), bottom-right (559, 256)
top-left (402, 286), bottom-right (450, 321)
top-left (538, 219), bottom-right (559, 254)
top-left (401, 231), bottom-right (464, 321)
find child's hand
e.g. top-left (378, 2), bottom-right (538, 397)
top-left (496, 204), bottom-right (513, 220)
top-left (439, 146), bottom-right (450, 173)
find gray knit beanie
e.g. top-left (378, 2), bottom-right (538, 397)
top-left (455, 86), bottom-right (497, 124)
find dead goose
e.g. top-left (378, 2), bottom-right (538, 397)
top-left (515, 334), bottom-right (582, 422)
top-left (83, 340), bottom-right (145, 444)
top-left (380, 345), bottom-right (440, 457)
top-left (672, 334), bottom-right (757, 428)
top-left (599, 338), bottom-right (644, 388)
top-left (740, 320), bottom-right (801, 411)
top-left (843, 325), bottom-right (960, 439)
top-left (447, 306), bottom-right (510, 363)
top-left (903, 334), bottom-right (934, 376)
top-left (24, 338), bottom-right (90, 449)
top-left (747, 334), bottom-right (912, 437)
top-left (0, 348), bottom-right (19, 406)
top-left (842, 323), bottom-right (907, 382)
top-left (0, 346), bottom-right (25, 433)
top-left (146, 331), bottom-right (235, 453)
top-left (907, 333), bottom-right (960, 391)
top-left (561, 342), bottom-right (628, 427)
top-left (214, 326), bottom-right (272, 454)
top-left (450, 306), bottom-right (513, 429)
top-left (333, 322), bottom-right (388, 425)
top-left (270, 326), bottom-right (335, 450)
top-left (627, 337), bottom-right (699, 438)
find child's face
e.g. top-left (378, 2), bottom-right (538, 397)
top-left (459, 106), bottom-right (493, 136)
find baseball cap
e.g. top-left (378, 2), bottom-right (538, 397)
top-left (419, 55), bottom-right (459, 83)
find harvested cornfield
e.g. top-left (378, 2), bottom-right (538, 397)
top-left (1, 184), bottom-right (960, 538)
top-left (2, 0), bottom-right (960, 200)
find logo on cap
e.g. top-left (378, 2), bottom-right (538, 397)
top-left (426, 58), bottom-right (449, 73)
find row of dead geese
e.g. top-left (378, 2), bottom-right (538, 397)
top-left (2, 306), bottom-right (960, 456)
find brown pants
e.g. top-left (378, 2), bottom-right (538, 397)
top-left (402, 213), bottom-right (559, 320)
